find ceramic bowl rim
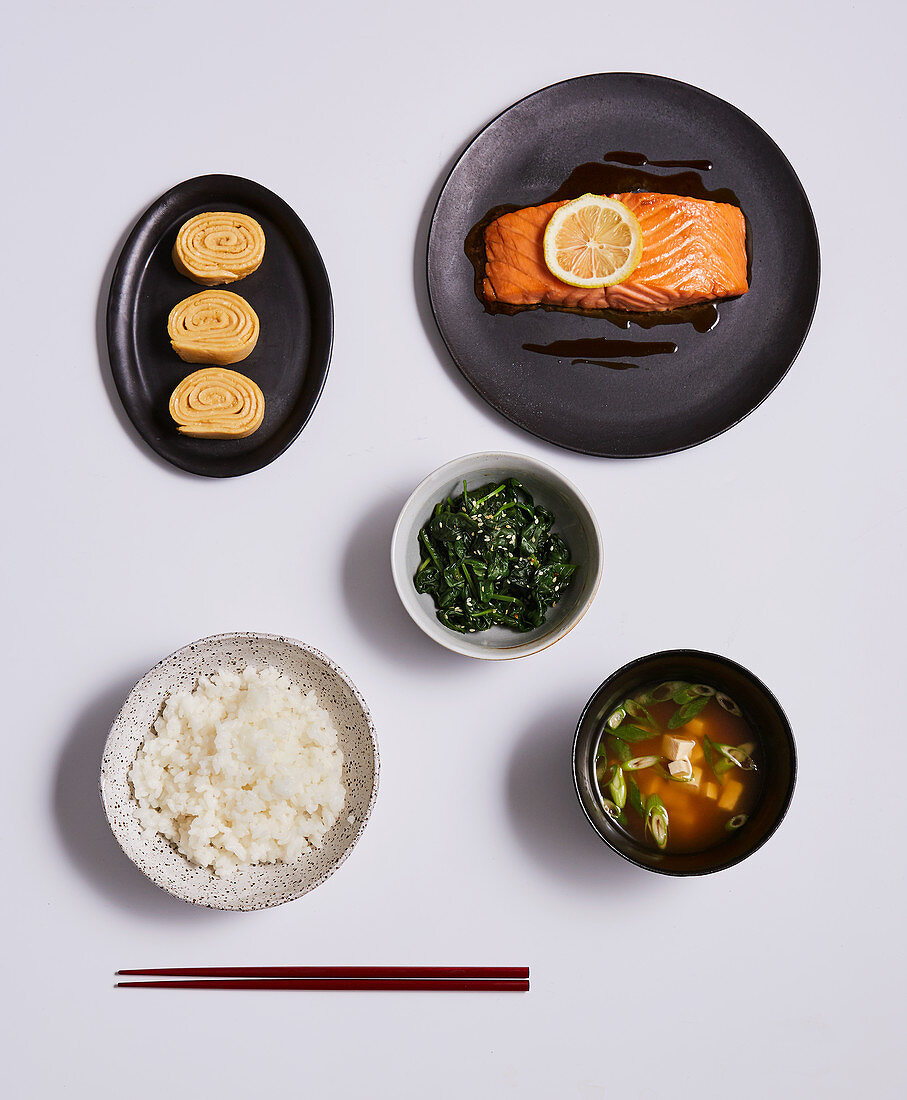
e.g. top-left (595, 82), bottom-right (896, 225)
top-left (390, 450), bottom-right (603, 660)
top-left (99, 631), bottom-right (380, 910)
top-left (572, 648), bottom-right (797, 876)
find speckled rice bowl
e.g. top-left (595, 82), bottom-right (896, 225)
top-left (100, 633), bottom-right (379, 910)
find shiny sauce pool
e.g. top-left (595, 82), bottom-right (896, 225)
top-left (603, 150), bottom-right (714, 171)
top-left (522, 338), bottom-right (678, 370)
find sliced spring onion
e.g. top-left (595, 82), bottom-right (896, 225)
top-left (672, 686), bottom-right (698, 704)
top-left (600, 797), bottom-right (622, 819)
top-left (716, 692), bottom-right (742, 716)
top-left (607, 736), bottom-right (632, 764)
top-left (703, 736), bottom-right (727, 782)
top-left (726, 746), bottom-right (756, 770)
top-left (624, 755), bottom-right (661, 771)
top-left (650, 681), bottom-right (688, 703)
top-left (627, 777), bottom-right (645, 818)
top-left (667, 696), bottom-right (710, 729)
top-left (623, 699), bottom-right (659, 729)
top-left (595, 758), bottom-right (609, 784)
top-left (609, 724), bottom-right (653, 743)
top-left (645, 794), bottom-right (669, 850)
top-left (690, 684), bottom-right (716, 697)
top-left (714, 743), bottom-right (757, 771)
top-left (726, 813), bottom-right (748, 831)
top-left (703, 735), bottom-right (717, 776)
top-left (609, 765), bottom-right (627, 809)
top-left (606, 706), bottom-right (627, 729)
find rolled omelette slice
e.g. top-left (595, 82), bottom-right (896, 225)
top-left (169, 367), bottom-right (265, 438)
top-left (168, 289), bottom-right (259, 365)
top-left (173, 211), bottom-right (265, 285)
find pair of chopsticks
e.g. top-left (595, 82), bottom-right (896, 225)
top-left (116, 966), bottom-right (530, 992)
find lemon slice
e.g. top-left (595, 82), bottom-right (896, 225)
top-left (543, 194), bottom-right (643, 288)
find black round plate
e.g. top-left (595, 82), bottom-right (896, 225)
top-left (427, 73), bottom-right (820, 457)
top-left (107, 174), bottom-right (333, 477)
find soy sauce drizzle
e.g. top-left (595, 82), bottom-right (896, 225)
top-left (604, 150), bottom-right (713, 171)
top-left (572, 360), bottom-right (638, 370)
top-left (465, 161), bottom-right (744, 334)
top-left (524, 338), bottom-right (677, 362)
top-left (541, 162), bottom-right (737, 205)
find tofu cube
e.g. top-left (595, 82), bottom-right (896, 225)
top-left (718, 779), bottom-right (745, 812)
top-left (690, 742), bottom-right (705, 765)
top-left (684, 717), bottom-right (705, 735)
top-left (703, 782), bottom-right (720, 801)
top-left (662, 736), bottom-right (696, 762)
top-left (677, 766), bottom-right (704, 793)
top-left (668, 758), bottom-right (693, 781)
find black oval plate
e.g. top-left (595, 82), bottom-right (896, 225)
top-left (427, 74), bottom-right (820, 457)
top-left (107, 174), bottom-right (333, 477)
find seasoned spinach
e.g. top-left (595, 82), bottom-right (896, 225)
top-left (413, 478), bottom-right (578, 634)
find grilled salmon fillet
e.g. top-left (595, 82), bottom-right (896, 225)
top-left (483, 192), bottom-right (748, 311)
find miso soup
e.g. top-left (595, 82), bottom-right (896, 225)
top-left (592, 681), bottom-right (762, 854)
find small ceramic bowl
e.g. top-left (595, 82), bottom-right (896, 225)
top-left (100, 632), bottom-right (379, 910)
top-left (391, 452), bottom-right (603, 659)
top-left (573, 649), bottom-right (796, 875)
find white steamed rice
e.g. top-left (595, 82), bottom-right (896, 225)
top-left (129, 665), bottom-right (345, 876)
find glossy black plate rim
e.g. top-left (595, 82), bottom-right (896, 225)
top-left (106, 173), bottom-right (333, 478)
top-left (427, 72), bottom-right (821, 458)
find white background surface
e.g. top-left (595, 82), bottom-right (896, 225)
top-left (3, 1), bottom-right (905, 1096)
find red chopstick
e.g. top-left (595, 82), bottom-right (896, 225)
top-left (115, 966), bottom-right (530, 991)
top-left (117, 977), bottom-right (528, 992)
top-left (118, 966), bottom-right (529, 979)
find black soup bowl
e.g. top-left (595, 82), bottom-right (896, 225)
top-left (573, 650), bottom-right (796, 876)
